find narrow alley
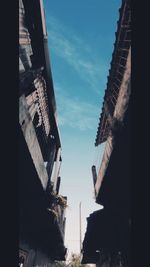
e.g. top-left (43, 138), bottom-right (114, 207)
top-left (19, 1), bottom-right (131, 266)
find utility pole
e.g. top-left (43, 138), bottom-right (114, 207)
top-left (79, 202), bottom-right (82, 254)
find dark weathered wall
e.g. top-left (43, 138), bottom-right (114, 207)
top-left (19, 95), bottom-right (49, 190)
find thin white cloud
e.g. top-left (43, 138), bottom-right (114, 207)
top-left (55, 85), bottom-right (100, 131)
top-left (47, 16), bottom-right (107, 93)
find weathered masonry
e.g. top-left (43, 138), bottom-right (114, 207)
top-left (19, 1), bottom-right (67, 266)
top-left (82, 0), bottom-right (131, 266)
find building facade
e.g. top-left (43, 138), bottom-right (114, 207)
top-left (82, 0), bottom-right (131, 266)
top-left (19, 0), bottom-right (67, 266)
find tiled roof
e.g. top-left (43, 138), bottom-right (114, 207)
top-left (95, 0), bottom-right (131, 146)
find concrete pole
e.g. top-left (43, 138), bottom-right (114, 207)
top-left (79, 202), bottom-right (82, 254)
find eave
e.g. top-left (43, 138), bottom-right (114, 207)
top-left (95, 0), bottom-right (131, 146)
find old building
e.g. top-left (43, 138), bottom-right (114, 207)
top-left (19, 0), bottom-right (67, 266)
top-left (82, 0), bottom-right (131, 266)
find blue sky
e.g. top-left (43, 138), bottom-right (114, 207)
top-left (43, 0), bottom-right (121, 257)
